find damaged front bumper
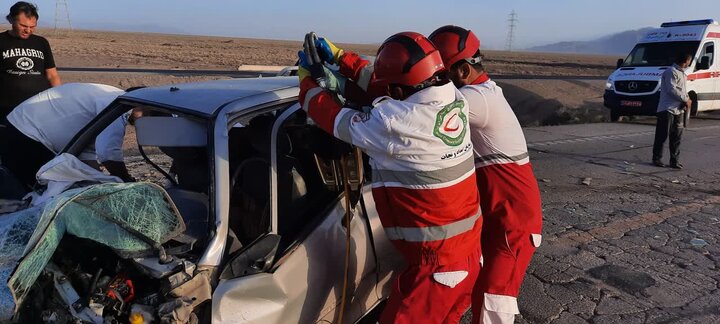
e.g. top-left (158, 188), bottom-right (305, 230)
top-left (0, 182), bottom-right (211, 323)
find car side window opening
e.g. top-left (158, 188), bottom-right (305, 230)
top-left (227, 106), bottom-right (341, 249)
top-left (228, 113), bottom-right (275, 246)
top-left (274, 107), bottom-right (342, 250)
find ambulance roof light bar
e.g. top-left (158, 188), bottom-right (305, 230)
top-left (661, 19), bottom-right (718, 28)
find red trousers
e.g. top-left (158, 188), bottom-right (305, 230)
top-left (471, 164), bottom-right (543, 323)
top-left (380, 249), bottom-right (481, 324)
top-left (471, 227), bottom-right (539, 323)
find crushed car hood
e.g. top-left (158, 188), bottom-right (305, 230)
top-left (0, 182), bottom-right (185, 320)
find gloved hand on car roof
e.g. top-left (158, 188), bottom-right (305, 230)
top-left (315, 37), bottom-right (344, 65)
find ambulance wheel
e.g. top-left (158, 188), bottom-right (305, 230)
top-left (610, 109), bottom-right (621, 122)
top-left (689, 92), bottom-right (699, 116)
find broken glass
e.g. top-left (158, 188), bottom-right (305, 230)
top-left (0, 182), bottom-right (184, 320)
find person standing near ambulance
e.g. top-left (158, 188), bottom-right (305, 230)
top-left (300, 32), bottom-right (482, 323)
top-left (652, 52), bottom-right (693, 169)
top-left (0, 1), bottom-right (61, 125)
top-left (430, 25), bottom-right (543, 324)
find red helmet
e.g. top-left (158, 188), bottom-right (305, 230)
top-left (428, 25), bottom-right (481, 68)
top-left (374, 31), bottom-right (445, 87)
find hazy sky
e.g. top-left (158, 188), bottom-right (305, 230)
top-left (16, 0), bottom-right (720, 49)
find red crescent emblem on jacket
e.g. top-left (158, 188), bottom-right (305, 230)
top-left (443, 113), bottom-right (460, 132)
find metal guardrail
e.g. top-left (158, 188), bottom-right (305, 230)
top-left (57, 67), bottom-right (608, 80)
top-left (492, 74), bottom-right (606, 80)
top-left (57, 67), bottom-right (275, 77)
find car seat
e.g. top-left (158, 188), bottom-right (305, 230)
top-left (229, 115), bottom-right (307, 245)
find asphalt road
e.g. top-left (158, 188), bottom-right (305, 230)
top-left (507, 118), bottom-right (720, 323)
top-left (365, 118), bottom-right (720, 323)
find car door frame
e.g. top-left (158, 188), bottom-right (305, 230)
top-left (200, 88), bottom-right (298, 268)
top-left (271, 104), bottom-right (382, 322)
top-left (212, 99), bottom-right (381, 323)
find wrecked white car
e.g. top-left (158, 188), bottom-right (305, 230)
top-left (1, 77), bottom-right (402, 323)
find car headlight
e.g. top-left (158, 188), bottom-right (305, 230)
top-left (605, 79), bottom-right (614, 91)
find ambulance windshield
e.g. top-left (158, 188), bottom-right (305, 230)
top-left (622, 41), bottom-right (700, 67)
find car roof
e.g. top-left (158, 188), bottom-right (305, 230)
top-left (118, 77), bottom-right (299, 116)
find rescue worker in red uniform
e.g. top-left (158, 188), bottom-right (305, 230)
top-left (299, 32), bottom-right (482, 323)
top-left (429, 26), bottom-right (543, 324)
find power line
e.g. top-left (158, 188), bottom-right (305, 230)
top-left (54, 0), bottom-right (72, 34)
top-left (505, 10), bottom-right (518, 51)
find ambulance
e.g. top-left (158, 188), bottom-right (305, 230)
top-left (604, 19), bottom-right (720, 121)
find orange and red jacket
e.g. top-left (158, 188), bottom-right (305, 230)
top-left (299, 52), bottom-right (481, 265)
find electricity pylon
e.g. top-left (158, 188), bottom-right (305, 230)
top-left (54, 0), bottom-right (72, 34)
top-left (505, 10), bottom-right (518, 51)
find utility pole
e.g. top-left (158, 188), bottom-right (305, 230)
top-left (505, 10), bottom-right (518, 51)
top-left (54, 0), bottom-right (72, 34)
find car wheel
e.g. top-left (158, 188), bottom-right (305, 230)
top-left (610, 109), bottom-right (621, 122)
top-left (690, 100), bottom-right (699, 117)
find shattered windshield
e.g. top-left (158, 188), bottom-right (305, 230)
top-left (0, 182), bottom-right (184, 319)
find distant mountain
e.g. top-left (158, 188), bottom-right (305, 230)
top-left (526, 28), bottom-right (655, 55)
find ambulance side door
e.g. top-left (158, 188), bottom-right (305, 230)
top-left (710, 41), bottom-right (720, 110)
top-left (691, 41), bottom-right (716, 111)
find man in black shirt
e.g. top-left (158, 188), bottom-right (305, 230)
top-left (0, 1), bottom-right (61, 125)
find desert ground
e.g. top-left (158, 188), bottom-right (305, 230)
top-left (40, 28), bottom-right (617, 75)
top-left (16, 27), bottom-right (618, 127)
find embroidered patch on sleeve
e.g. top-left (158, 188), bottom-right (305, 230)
top-left (433, 100), bottom-right (467, 146)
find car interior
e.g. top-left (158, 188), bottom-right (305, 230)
top-left (227, 107), bottom-right (343, 251)
top-left (88, 103), bottom-right (351, 261)
top-left (133, 114), bottom-right (212, 249)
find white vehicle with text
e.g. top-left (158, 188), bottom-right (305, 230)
top-left (604, 19), bottom-right (720, 121)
